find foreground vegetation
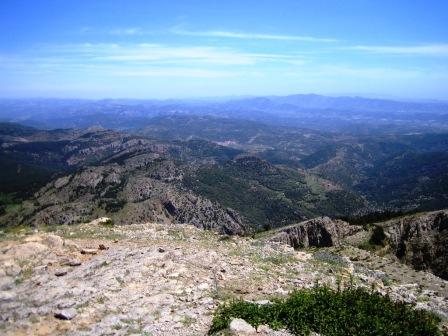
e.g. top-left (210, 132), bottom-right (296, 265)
top-left (209, 286), bottom-right (444, 336)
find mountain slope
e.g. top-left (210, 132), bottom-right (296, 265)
top-left (0, 125), bottom-right (365, 233)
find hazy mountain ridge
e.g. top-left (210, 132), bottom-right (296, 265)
top-left (2, 94), bottom-right (448, 133)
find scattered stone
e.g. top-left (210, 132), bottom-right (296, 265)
top-left (80, 248), bottom-right (97, 255)
top-left (0, 291), bottom-right (16, 302)
top-left (63, 259), bottom-right (82, 266)
top-left (54, 308), bottom-right (77, 320)
top-left (158, 247), bottom-right (165, 253)
top-left (229, 318), bottom-right (256, 334)
top-left (197, 283), bottom-right (210, 291)
top-left (54, 269), bottom-right (68, 277)
top-left (98, 244), bottom-right (108, 250)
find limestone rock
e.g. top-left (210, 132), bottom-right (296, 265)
top-left (54, 269), bottom-right (68, 276)
top-left (54, 308), bottom-right (77, 320)
top-left (382, 210), bottom-right (448, 280)
top-left (229, 318), bottom-right (256, 335)
top-left (269, 217), bottom-right (361, 248)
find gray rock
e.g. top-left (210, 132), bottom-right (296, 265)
top-left (54, 269), bottom-right (68, 276)
top-left (54, 308), bottom-right (77, 320)
top-left (64, 259), bottom-right (82, 266)
top-left (382, 210), bottom-right (448, 280)
top-left (0, 291), bottom-right (16, 302)
top-left (269, 217), bottom-right (362, 248)
top-left (229, 318), bottom-right (256, 334)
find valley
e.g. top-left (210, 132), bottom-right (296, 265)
top-left (1, 95), bottom-right (448, 335)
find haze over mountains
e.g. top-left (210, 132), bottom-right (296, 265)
top-left (2, 94), bottom-right (448, 133)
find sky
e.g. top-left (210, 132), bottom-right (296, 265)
top-left (0, 0), bottom-right (447, 100)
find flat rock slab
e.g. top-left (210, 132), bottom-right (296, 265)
top-left (54, 308), bottom-right (77, 320)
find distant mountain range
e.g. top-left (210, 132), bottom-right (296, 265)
top-left (1, 94), bottom-right (448, 133)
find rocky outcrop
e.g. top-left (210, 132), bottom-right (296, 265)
top-left (382, 210), bottom-right (448, 280)
top-left (269, 217), bottom-right (362, 248)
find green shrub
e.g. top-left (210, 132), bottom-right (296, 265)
top-left (101, 219), bottom-right (114, 228)
top-left (369, 226), bottom-right (386, 246)
top-left (208, 286), bottom-right (443, 335)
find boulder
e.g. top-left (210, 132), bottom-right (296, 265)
top-left (229, 318), bottom-right (256, 335)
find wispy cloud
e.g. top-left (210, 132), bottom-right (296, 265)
top-left (108, 28), bottom-right (144, 36)
top-left (348, 44), bottom-right (448, 56)
top-left (0, 43), bottom-right (302, 80)
top-left (43, 43), bottom-right (303, 66)
top-left (173, 29), bottom-right (339, 43)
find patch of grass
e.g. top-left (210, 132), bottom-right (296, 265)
top-left (208, 286), bottom-right (443, 336)
top-left (115, 276), bottom-right (125, 286)
top-left (167, 228), bottom-right (186, 241)
top-left (181, 316), bottom-right (196, 327)
top-left (251, 252), bottom-right (295, 266)
top-left (313, 251), bottom-right (348, 268)
top-left (3, 224), bottom-right (31, 235)
top-left (96, 295), bottom-right (106, 304)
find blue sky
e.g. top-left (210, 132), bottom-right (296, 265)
top-left (1, 0), bottom-right (447, 99)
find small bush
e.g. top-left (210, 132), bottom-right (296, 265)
top-left (369, 226), bottom-right (386, 246)
top-left (100, 219), bottom-right (114, 228)
top-left (208, 286), bottom-right (443, 335)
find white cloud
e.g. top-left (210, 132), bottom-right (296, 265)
top-left (174, 29), bottom-right (339, 42)
top-left (108, 28), bottom-right (144, 36)
top-left (111, 68), bottom-right (240, 78)
top-left (0, 43), bottom-right (301, 81)
top-left (44, 43), bottom-right (302, 66)
top-left (348, 44), bottom-right (448, 56)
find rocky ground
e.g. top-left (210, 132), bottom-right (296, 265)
top-left (1, 220), bottom-right (447, 335)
